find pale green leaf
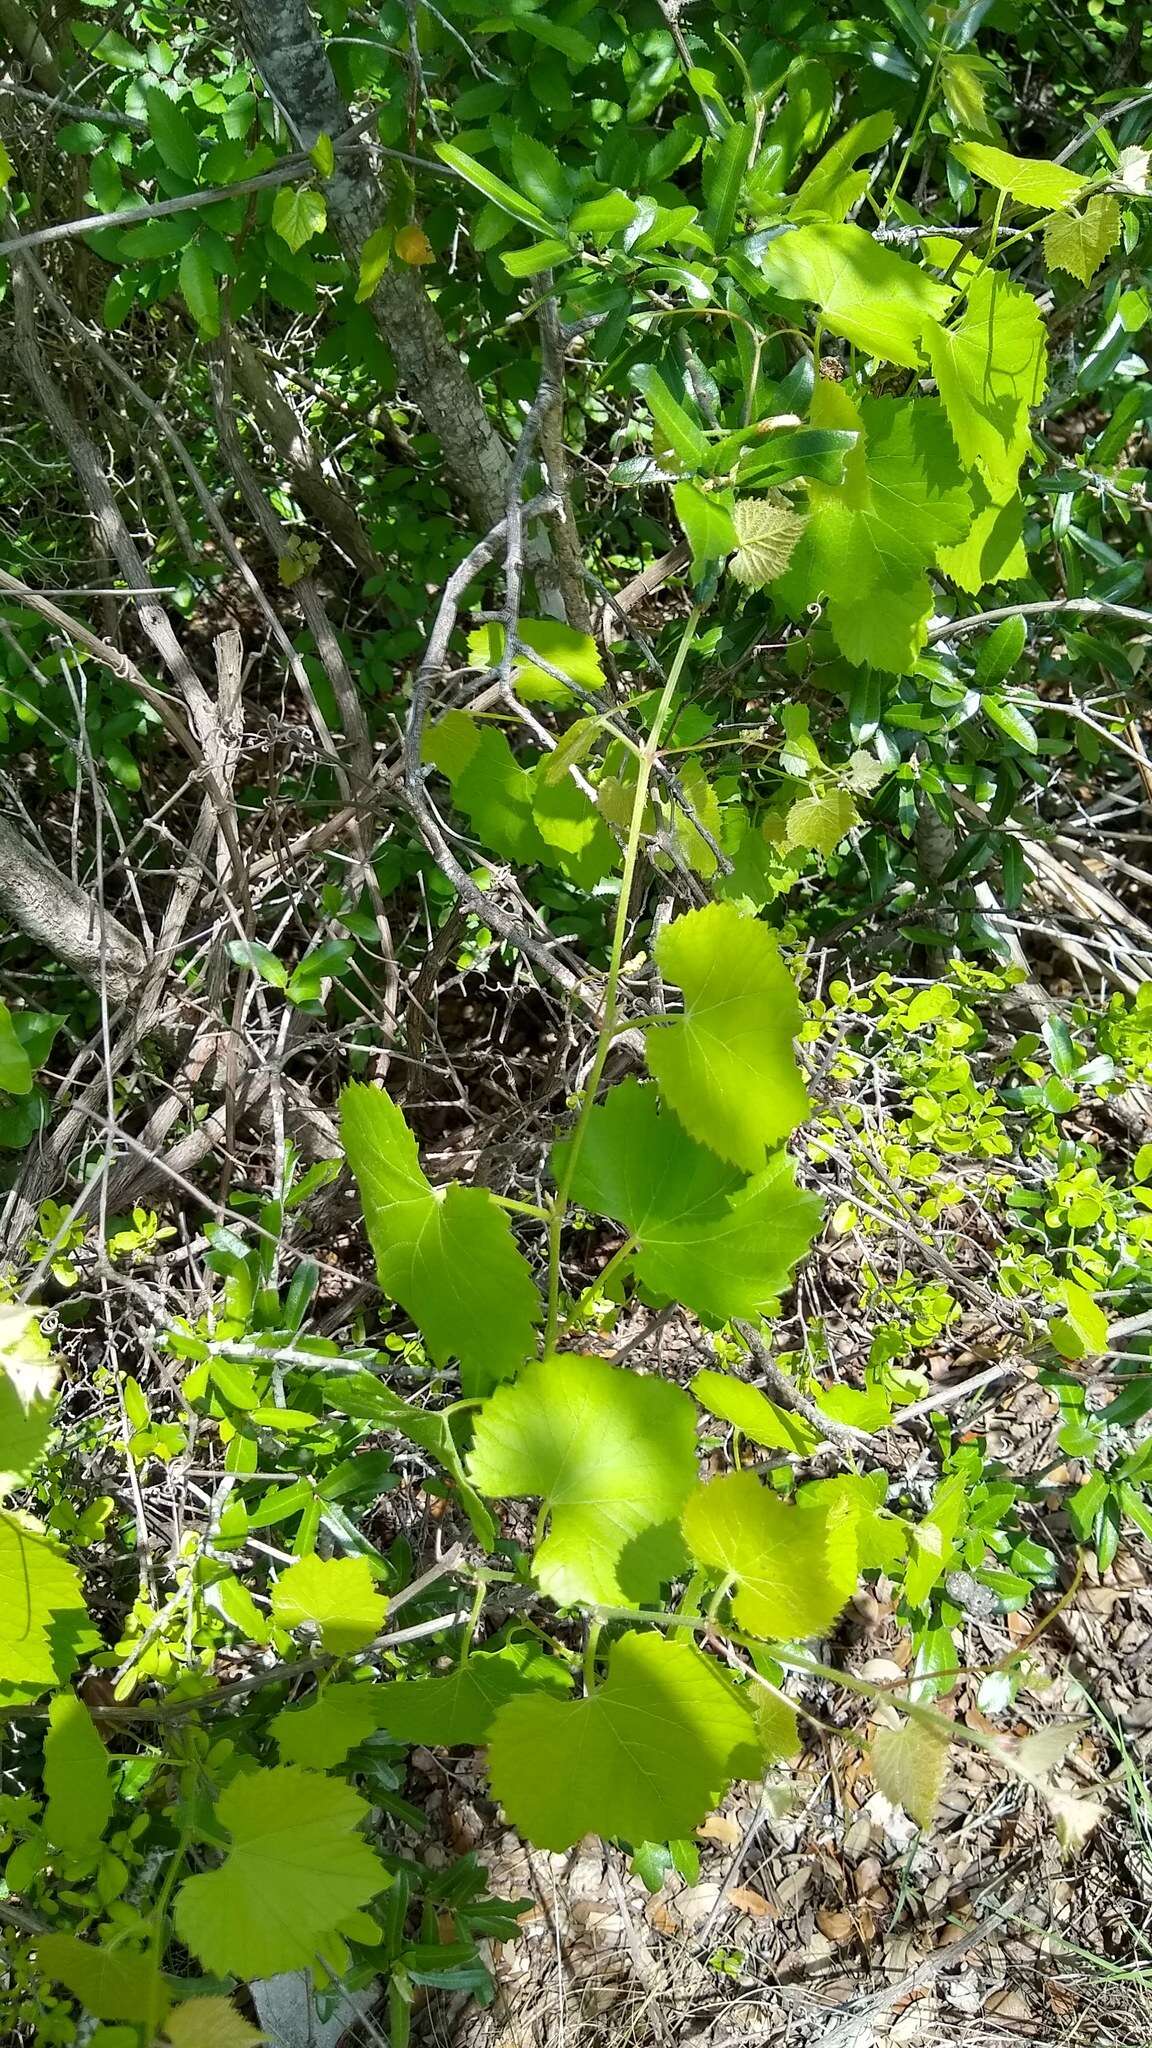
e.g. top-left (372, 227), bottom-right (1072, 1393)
top-left (0, 140), bottom-right (13, 194)
top-left (936, 475), bottom-right (1027, 592)
top-left (1117, 146), bottom-right (1150, 196)
top-left (871, 1717), bottom-right (949, 1828)
top-left (487, 1631), bottom-right (761, 1850)
top-left (644, 903), bottom-right (810, 1171)
top-left (1049, 1280), bottom-right (1109, 1361)
top-left (467, 1353), bottom-right (698, 1607)
top-left (557, 1080), bottom-right (821, 1324)
top-left (953, 142), bottom-right (1089, 210)
top-left (531, 768), bottom-right (617, 889)
top-left (785, 789), bottom-right (859, 856)
top-left (0, 1509), bottom-right (93, 1698)
top-left (309, 132), bottom-right (335, 178)
top-left (790, 112), bottom-right (896, 222)
top-left (341, 1084), bottom-right (540, 1395)
top-left (1044, 194), bottom-right (1121, 285)
top-left (173, 1766), bottom-right (385, 1980)
top-left (925, 269), bottom-right (1047, 494)
top-left (178, 243), bottom-right (220, 339)
top-left (271, 185), bottom-right (327, 253)
top-left (467, 615), bottom-right (605, 705)
top-left (682, 1470), bottom-right (853, 1640)
top-left (164, 1997), bottom-right (268, 2048)
top-left (903, 1473), bottom-right (966, 1608)
top-left (271, 1554), bottom-right (387, 1653)
top-left (272, 1680), bottom-right (383, 1768)
top-left (36, 1935), bottom-right (164, 2024)
top-left (673, 480), bottom-right (738, 576)
top-left (0, 1000), bottom-right (33, 1093)
top-left (356, 225), bottom-right (392, 300)
top-left (729, 495), bottom-right (808, 588)
top-left (0, 1305), bottom-right (58, 1498)
top-left (940, 51), bottom-right (995, 137)
top-left (780, 382), bottom-right (972, 673)
top-left (798, 1473), bottom-right (909, 1573)
top-left (692, 1368), bottom-right (823, 1454)
top-left (758, 222), bottom-right (954, 368)
top-left (44, 1692), bottom-right (114, 1853)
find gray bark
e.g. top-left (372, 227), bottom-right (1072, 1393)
top-left (0, 814), bottom-right (146, 1005)
top-left (238, 0), bottom-right (519, 537)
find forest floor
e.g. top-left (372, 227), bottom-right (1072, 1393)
top-left (392, 1324), bottom-right (1152, 2048)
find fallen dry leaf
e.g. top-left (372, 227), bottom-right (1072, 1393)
top-left (726, 1885), bottom-right (776, 1918)
top-left (816, 1906), bottom-right (856, 1944)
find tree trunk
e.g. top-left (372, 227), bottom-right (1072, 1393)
top-left (0, 815), bottom-right (146, 1005)
top-left (238, 0), bottom-right (519, 538)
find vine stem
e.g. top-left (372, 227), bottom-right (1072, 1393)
top-left (583, 1618), bottom-right (603, 1693)
top-left (543, 604), bottom-right (703, 1349)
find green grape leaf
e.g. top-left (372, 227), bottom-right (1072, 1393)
top-left (0, 1305), bottom-right (58, 1498)
top-left (753, 1687), bottom-right (802, 1762)
top-left (0, 1509), bottom-right (94, 1699)
top-left (467, 617), bottom-right (605, 704)
top-left (682, 1471), bottom-right (853, 1640)
top-left (870, 1717), bottom-right (949, 1828)
top-left (936, 474), bottom-right (1027, 592)
top-left (692, 1368), bottom-right (823, 1454)
top-left (925, 270), bottom-right (1047, 494)
top-left (797, 1473), bottom-right (908, 1572)
top-left (487, 1632), bottom-right (761, 1850)
top-left (341, 1084), bottom-right (540, 1396)
top-left (424, 711), bottom-right (547, 865)
top-left (173, 1766), bottom-right (385, 1980)
top-left (163, 1997), bottom-right (267, 2048)
top-left (780, 383), bottom-right (972, 673)
top-left (0, 1000), bottom-right (33, 1093)
top-left (43, 1692), bottom-right (114, 1853)
top-left (557, 1080), bottom-right (821, 1323)
top-left (271, 1554), bottom-right (387, 1653)
top-left (758, 223), bottom-right (954, 368)
top-left (272, 1680), bottom-right (383, 1768)
top-left (1043, 194), bottom-right (1121, 285)
top-left (376, 1641), bottom-right (573, 1746)
top-left (785, 789), bottom-right (859, 856)
top-left (466, 1353), bottom-right (698, 1606)
top-left (36, 1935), bottom-right (165, 2024)
top-left (271, 185), bottom-right (327, 253)
top-left (952, 142), bottom-right (1089, 211)
top-left (729, 496), bottom-right (808, 588)
top-left (644, 903), bottom-right (810, 1170)
top-left (531, 768), bottom-right (617, 889)
top-left (673, 480), bottom-right (738, 576)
